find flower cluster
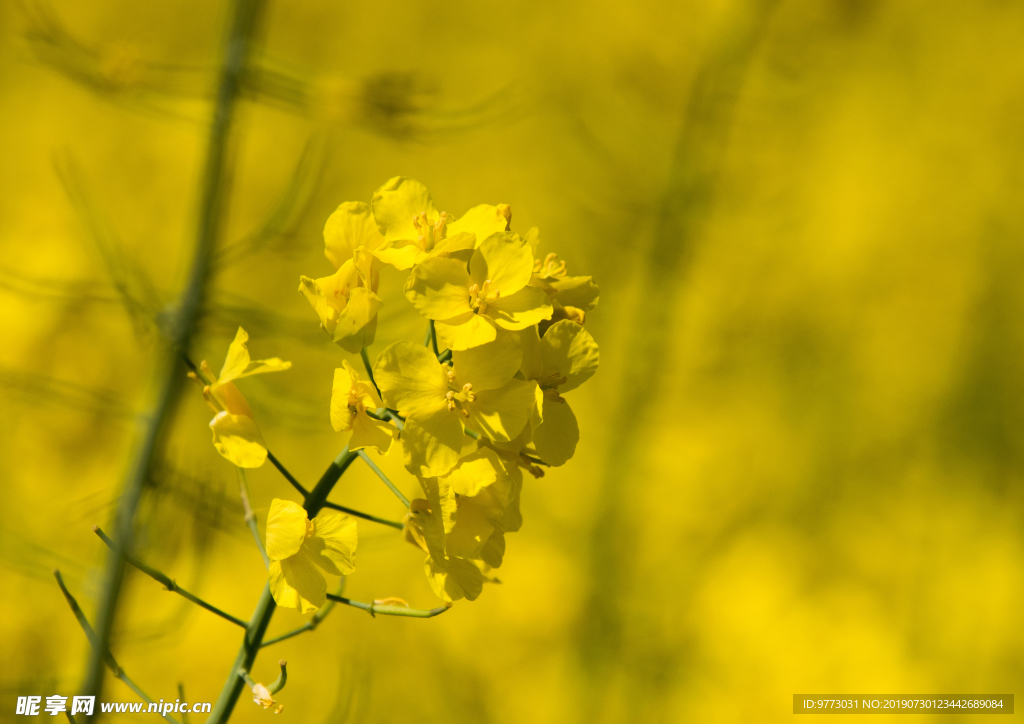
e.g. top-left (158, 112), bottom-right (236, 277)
top-left (200, 177), bottom-right (599, 610)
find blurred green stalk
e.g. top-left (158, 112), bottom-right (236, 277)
top-left (80, 0), bottom-right (268, 717)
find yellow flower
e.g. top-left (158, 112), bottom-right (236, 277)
top-left (251, 684), bottom-right (276, 710)
top-left (265, 499), bottom-right (357, 613)
top-left (299, 201), bottom-right (385, 353)
top-left (370, 176), bottom-right (511, 270)
top-left (403, 447), bottom-right (520, 602)
top-left (404, 231), bottom-right (553, 351)
top-left (373, 334), bottom-right (536, 477)
top-left (525, 229), bottom-right (600, 329)
top-left (519, 320), bottom-right (599, 466)
top-left (329, 360), bottom-right (395, 454)
top-left (202, 327), bottom-right (291, 468)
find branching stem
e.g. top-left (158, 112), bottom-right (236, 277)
top-left (326, 593), bottom-right (451, 618)
top-left (54, 571), bottom-right (179, 724)
top-left (93, 527), bottom-right (248, 628)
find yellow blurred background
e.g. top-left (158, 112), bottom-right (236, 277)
top-left (2, 0), bottom-right (1023, 721)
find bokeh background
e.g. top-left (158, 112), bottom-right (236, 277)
top-left (2, 0), bottom-right (1024, 721)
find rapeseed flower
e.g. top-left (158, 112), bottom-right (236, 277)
top-left (201, 327), bottom-right (291, 468)
top-left (519, 320), bottom-right (599, 466)
top-left (299, 201), bottom-right (385, 353)
top-left (403, 446), bottom-right (522, 601)
top-left (265, 498), bottom-right (357, 612)
top-left (373, 335), bottom-right (535, 476)
top-left (370, 176), bottom-right (510, 270)
top-left (404, 231), bottom-right (553, 350)
top-left (329, 360), bottom-right (395, 453)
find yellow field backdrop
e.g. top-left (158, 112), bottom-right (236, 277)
top-left (2, 0), bottom-right (1023, 721)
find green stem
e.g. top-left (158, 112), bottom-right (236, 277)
top-left (266, 660), bottom-right (287, 694)
top-left (54, 571), bottom-right (179, 724)
top-left (178, 683), bottom-right (189, 724)
top-left (267, 451), bottom-right (310, 497)
top-left (207, 446), bottom-right (357, 723)
top-left (321, 501), bottom-right (404, 530)
top-left (260, 580), bottom-right (343, 648)
top-left (93, 527), bottom-right (248, 628)
top-left (357, 450), bottom-right (410, 507)
top-left (82, 0), bottom-right (267, 710)
top-left (427, 320), bottom-right (440, 357)
top-left (237, 468), bottom-right (270, 568)
top-left (326, 594), bottom-right (451, 618)
top-left (360, 348), bottom-right (381, 398)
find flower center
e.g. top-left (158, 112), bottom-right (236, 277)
top-left (346, 387), bottom-right (364, 414)
top-left (443, 365), bottom-right (475, 416)
top-left (468, 279), bottom-right (501, 315)
top-left (534, 252), bottom-right (567, 278)
top-left (412, 211), bottom-right (448, 251)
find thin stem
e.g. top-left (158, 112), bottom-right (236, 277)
top-left (82, 0), bottom-right (267, 708)
top-left (383, 409), bottom-right (405, 430)
top-left (261, 581), bottom-right (343, 648)
top-left (237, 468), bottom-right (270, 568)
top-left (427, 320), bottom-right (441, 357)
top-left (423, 323), bottom-right (432, 347)
top-left (438, 349), bottom-right (452, 363)
top-left (178, 683), bottom-right (189, 724)
top-left (267, 660), bottom-right (287, 694)
top-left (321, 501), bottom-right (404, 529)
top-left (267, 451), bottom-right (310, 497)
top-left (326, 594), bottom-right (451, 618)
top-left (93, 527), bottom-right (248, 628)
top-left (360, 347), bottom-right (381, 397)
top-left (207, 445), bottom-right (357, 723)
top-left (54, 571), bottom-right (179, 724)
top-left (357, 451), bottom-right (410, 507)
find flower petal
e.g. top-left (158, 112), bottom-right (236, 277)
top-left (402, 404), bottom-right (464, 477)
top-left (469, 232), bottom-right (533, 297)
top-left (441, 447), bottom-right (503, 497)
top-left (210, 411), bottom-right (267, 468)
top-left (330, 367), bottom-right (358, 432)
top-left (265, 498), bottom-right (308, 560)
top-left (209, 380), bottom-right (252, 417)
top-left (518, 326), bottom-right (545, 381)
top-left (349, 412), bottom-right (395, 454)
top-left (405, 489), bottom-right (447, 561)
top-left (332, 287), bottom-right (382, 353)
top-left (426, 556), bottom-right (485, 602)
top-left (451, 331), bottom-right (521, 392)
top-left (404, 257), bottom-right (472, 321)
top-left (445, 499), bottom-right (494, 560)
top-left (487, 286), bottom-right (553, 330)
top-left (532, 396), bottom-right (579, 466)
top-left (371, 177), bottom-right (437, 242)
top-left (218, 327), bottom-right (251, 383)
top-left (435, 312), bottom-right (498, 351)
top-left (270, 555), bottom-right (325, 612)
top-left (446, 204), bottom-right (509, 245)
top-left (542, 320), bottom-right (600, 393)
top-left (324, 201), bottom-right (385, 268)
top-left (463, 379), bottom-right (536, 442)
top-left (373, 341), bottom-right (448, 413)
top-left (307, 510), bottom-right (357, 575)
top-left (547, 275), bottom-right (600, 311)
top-left (480, 528), bottom-right (506, 568)
top-left (372, 244), bottom-right (422, 270)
